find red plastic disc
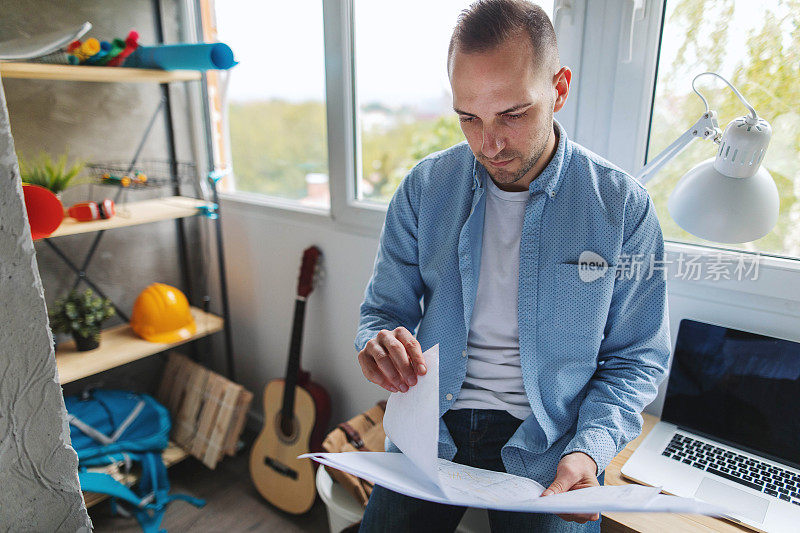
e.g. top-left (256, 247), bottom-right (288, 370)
top-left (22, 184), bottom-right (64, 240)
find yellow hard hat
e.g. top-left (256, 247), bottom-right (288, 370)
top-left (130, 283), bottom-right (197, 343)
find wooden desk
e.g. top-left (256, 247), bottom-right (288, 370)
top-left (602, 413), bottom-right (751, 533)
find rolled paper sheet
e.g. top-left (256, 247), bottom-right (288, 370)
top-left (124, 42), bottom-right (237, 71)
top-left (84, 41), bottom-right (111, 65)
top-left (96, 39), bottom-right (124, 66)
top-left (106, 31), bottom-right (139, 67)
top-left (76, 37), bottom-right (100, 61)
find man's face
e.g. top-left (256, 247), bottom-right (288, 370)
top-left (450, 35), bottom-right (556, 190)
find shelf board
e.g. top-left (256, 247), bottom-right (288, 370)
top-left (83, 441), bottom-right (189, 508)
top-left (56, 307), bottom-right (224, 384)
top-left (47, 196), bottom-right (211, 238)
top-left (0, 62), bottom-right (201, 83)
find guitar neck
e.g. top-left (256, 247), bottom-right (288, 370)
top-left (281, 298), bottom-right (306, 422)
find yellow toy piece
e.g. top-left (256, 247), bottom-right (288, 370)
top-left (76, 38), bottom-right (101, 61)
top-left (130, 282), bottom-right (197, 343)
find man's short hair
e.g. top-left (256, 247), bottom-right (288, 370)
top-left (448, 0), bottom-right (559, 76)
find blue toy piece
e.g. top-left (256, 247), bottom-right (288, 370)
top-left (196, 203), bottom-right (219, 220)
top-left (65, 390), bottom-right (205, 533)
top-left (124, 43), bottom-right (237, 71)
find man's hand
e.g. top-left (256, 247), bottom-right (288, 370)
top-left (541, 452), bottom-right (600, 523)
top-left (357, 327), bottom-right (427, 393)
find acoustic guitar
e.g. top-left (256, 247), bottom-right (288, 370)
top-left (249, 246), bottom-right (331, 514)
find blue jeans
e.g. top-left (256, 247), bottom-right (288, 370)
top-left (359, 409), bottom-right (603, 533)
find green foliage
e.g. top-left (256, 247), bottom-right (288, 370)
top-left (17, 152), bottom-right (87, 194)
top-left (228, 100), bottom-right (328, 199)
top-left (227, 99), bottom-right (466, 205)
top-left (49, 289), bottom-right (115, 340)
top-left (360, 114), bottom-right (464, 203)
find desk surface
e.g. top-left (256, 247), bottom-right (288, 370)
top-left (602, 413), bottom-right (751, 533)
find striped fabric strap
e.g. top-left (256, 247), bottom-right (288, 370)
top-left (68, 399), bottom-right (146, 445)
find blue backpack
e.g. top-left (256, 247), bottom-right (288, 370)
top-left (65, 389), bottom-right (205, 533)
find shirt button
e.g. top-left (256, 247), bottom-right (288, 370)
top-left (461, 350), bottom-right (467, 358)
top-left (445, 393), bottom-right (453, 401)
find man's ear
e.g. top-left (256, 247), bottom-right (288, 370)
top-left (553, 66), bottom-right (572, 112)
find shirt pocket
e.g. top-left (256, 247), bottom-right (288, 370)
top-left (548, 262), bottom-right (615, 355)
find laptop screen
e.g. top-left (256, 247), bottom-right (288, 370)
top-left (663, 319), bottom-right (800, 467)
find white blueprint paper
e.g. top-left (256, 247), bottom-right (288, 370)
top-left (382, 344), bottom-right (440, 486)
top-left (301, 344), bottom-right (726, 515)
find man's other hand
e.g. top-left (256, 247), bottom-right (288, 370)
top-left (541, 452), bottom-right (601, 523)
top-left (358, 327), bottom-right (427, 393)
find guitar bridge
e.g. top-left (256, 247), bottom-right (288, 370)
top-left (263, 456), bottom-right (299, 480)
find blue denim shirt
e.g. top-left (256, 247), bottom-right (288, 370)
top-left (356, 120), bottom-right (670, 486)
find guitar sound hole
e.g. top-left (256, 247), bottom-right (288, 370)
top-left (275, 411), bottom-right (299, 443)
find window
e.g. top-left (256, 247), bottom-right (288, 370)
top-left (647, 0), bottom-right (800, 258)
top-left (352, 0), bottom-right (554, 204)
top-left (214, 0), bottom-right (330, 209)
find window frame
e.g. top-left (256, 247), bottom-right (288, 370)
top-left (216, 0), bottom-right (564, 236)
top-left (207, 0), bottom-right (800, 279)
top-left (323, 0), bottom-right (387, 234)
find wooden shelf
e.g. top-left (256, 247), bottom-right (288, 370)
top-left (0, 62), bottom-right (201, 83)
top-left (56, 307), bottom-right (224, 384)
top-left (47, 196), bottom-right (212, 238)
top-left (83, 441), bottom-right (189, 508)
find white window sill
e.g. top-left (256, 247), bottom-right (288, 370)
top-left (219, 190), bottom-right (387, 238)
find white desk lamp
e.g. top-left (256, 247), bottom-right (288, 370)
top-left (635, 72), bottom-right (779, 244)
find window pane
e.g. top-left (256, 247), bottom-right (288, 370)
top-left (214, 0), bottom-right (329, 208)
top-left (353, 1), bottom-right (554, 204)
top-left (648, 0), bottom-right (800, 258)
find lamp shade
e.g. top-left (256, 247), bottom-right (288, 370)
top-left (667, 158), bottom-right (779, 244)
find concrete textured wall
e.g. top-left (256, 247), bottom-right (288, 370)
top-left (1, 0), bottom-right (222, 529)
top-left (0, 78), bottom-right (91, 531)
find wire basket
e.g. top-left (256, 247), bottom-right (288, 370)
top-left (87, 160), bottom-right (197, 189)
top-left (25, 49), bottom-right (73, 65)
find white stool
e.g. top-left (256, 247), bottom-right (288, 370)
top-left (315, 466), bottom-right (490, 533)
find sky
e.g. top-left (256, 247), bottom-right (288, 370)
top-left (213, 0), bottom-right (776, 115)
top-left (214, 0), bottom-right (552, 107)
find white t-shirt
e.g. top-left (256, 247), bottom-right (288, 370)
top-left (451, 176), bottom-right (533, 420)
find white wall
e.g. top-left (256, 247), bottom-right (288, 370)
top-left (219, 198), bottom-right (389, 426)
top-left (222, 195), bottom-right (800, 432)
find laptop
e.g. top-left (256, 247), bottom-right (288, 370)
top-left (622, 319), bottom-right (800, 533)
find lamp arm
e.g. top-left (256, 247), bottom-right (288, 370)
top-left (635, 111), bottom-right (721, 186)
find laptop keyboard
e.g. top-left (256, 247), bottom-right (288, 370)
top-left (662, 433), bottom-right (800, 505)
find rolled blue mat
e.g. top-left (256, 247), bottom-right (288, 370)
top-left (124, 43), bottom-right (237, 71)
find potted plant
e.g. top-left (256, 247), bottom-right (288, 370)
top-left (50, 289), bottom-right (115, 351)
top-left (18, 152), bottom-right (86, 196)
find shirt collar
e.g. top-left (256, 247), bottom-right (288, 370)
top-left (472, 118), bottom-right (572, 198)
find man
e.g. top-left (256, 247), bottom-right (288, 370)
top-left (355, 1), bottom-right (670, 531)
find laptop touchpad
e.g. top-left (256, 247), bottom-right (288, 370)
top-left (694, 478), bottom-right (770, 524)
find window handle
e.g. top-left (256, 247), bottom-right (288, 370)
top-left (553, 0), bottom-right (574, 29)
top-left (620, 0), bottom-right (646, 63)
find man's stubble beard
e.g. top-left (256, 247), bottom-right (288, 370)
top-left (481, 115), bottom-right (554, 188)
top-left (481, 138), bottom-right (548, 187)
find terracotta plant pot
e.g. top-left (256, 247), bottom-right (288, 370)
top-left (73, 332), bottom-right (100, 352)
